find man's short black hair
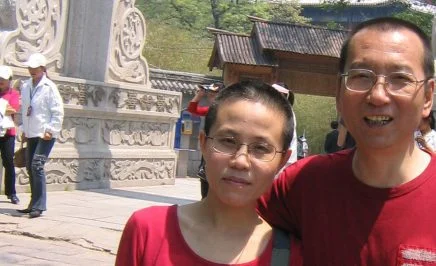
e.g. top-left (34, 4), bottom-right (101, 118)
top-left (339, 17), bottom-right (434, 79)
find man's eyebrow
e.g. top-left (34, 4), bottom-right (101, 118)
top-left (347, 62), bottom-right (371, 70)
top-left (347, 63), bottom-right (415, 74)
top-left (388, 65), bottom-right (414, 73)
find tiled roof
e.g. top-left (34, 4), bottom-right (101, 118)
top-left (209, 19), bottom-right (349, 68)
top-left (149, 68), bottom-right (222, 94)
top-left (253, 21), bottom-right (349, 58)
top-left (214, 34), bottom-right (278, 67)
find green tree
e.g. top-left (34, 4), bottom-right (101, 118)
top-left (393, 10), bottom-right (433, 37)
top-left (138, 0), bottom-right (308, 35)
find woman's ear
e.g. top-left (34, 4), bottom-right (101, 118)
top-left (278, 149), bottom-right (291, 170)
top-left (199, 131), bottom-right (207, 155)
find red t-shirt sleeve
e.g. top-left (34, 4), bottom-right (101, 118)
top-left (187, 101), bottom-right (209, 116)
top-left (115, 212), bottom-right (146, 266)
top-left (257, 160), bottom-right (305, 238)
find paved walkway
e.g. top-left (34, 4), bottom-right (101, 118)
top-left (0, 177), bottom-right (201, 265)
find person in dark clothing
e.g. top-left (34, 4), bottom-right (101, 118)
top-left (324, 120), bottom-right (341, 153)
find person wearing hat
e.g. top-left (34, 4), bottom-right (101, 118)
top-left (17, 53), bottom-right (64, 218)
top-left (0, 65), bottom-right (20, 204)
top-left (187, 82), bottom-right (223, 116)
top-left (187, 82), bottom-right (224, 199)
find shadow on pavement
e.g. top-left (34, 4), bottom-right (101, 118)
top-left (91, 189), bottom-right (198, 205)
top-left (0, 208), bottom-right (26, 217)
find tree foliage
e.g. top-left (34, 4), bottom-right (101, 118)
top-left (393, 9), bottom-right (433, 37)
top-left (136, 0), bottom-right (309, 73)
top-left (137, 0), bottom-right (308, 35)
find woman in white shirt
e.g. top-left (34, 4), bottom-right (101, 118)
top-left (17, 53), bottom-right (64, 218)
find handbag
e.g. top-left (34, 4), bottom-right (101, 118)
top-left (14, 141), bottom-right (27, 168)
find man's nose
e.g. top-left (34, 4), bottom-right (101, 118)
top-left (367, 76), bottom-right (390, 104)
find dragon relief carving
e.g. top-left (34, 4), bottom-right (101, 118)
top-left (110, 159), bottom-right (175, 181)
top-left (16, 158), bottom-right (175, 185)
top-left (16, 159), bottom-right (110, 185)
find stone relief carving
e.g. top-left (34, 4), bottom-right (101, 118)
top-left (57, 81), bottom-right (180, 114)
top-left (0, 0), bottom-right (68, 71)
top-left (16, 158), bottom-right (175, 185)
top-left (110, 159), bottom-right (175, 181)
top-left (103, 120), bottom-right (170, 146)
top-left (4, 1), bottom-right (180, 190)
top-left (58, 83), bottom-right (106, 107)
top-left (107, 0), bottom-right (149, 85)
top-left (0, 0), bottom-right (17, 30)
top-left (58, 117), bottom-right (99, 144)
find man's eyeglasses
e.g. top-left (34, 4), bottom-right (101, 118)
top-left (206, 136), bottom-right (285, 162)
top-left (341, 69), bottom-right (430, 96)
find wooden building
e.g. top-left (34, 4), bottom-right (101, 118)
top-left (207, 17), bottom-right (349, 96)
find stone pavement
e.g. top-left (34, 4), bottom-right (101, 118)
top-left (0, 177), bottom-right (201, 265)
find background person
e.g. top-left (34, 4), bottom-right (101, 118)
top-left (0, 65), bottom-right (20, 204)
top-left (116, 81), bottom-right (302, 266)
top-left (187, 82), bottom-right (223, 199)
top-left (323, 120), bottom-right (341, 153)
top-left (336, 117), bottom-right (356, 150)
top-left (415, 110), bottom-right (436, 152)
top-left (17, 53), bottom-right (64, 218)
top-left (258, 17), bottom-right (436, 265)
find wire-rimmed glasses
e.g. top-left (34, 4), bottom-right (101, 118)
top-left (341, 69), bottom-right (430, 96)
top-left (206, 136), bottom-right (285, 162)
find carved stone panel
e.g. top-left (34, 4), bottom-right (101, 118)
top-left (102, 120), bottom-right (170, 147)
top-left (0, 0), bottom-right (68, 71)
top-left (15, 157), bottom-right (176, 189)
top-left (56, 79), bottom-right (181, 115)
top-left (107, 0), bottom-right (149, 85)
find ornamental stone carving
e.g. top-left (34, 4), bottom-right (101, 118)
top-left (0, 0), bottom-right (68, 71)
top-left (1, 0), bottom-right (180, 192)
top-left (107, 0), bottom-right (148, 85)
top-left (16, 158), bottom-right (175, 185)
top-left (57, 80), bottom-right (180, 114)
top-left (102, 120), bottom-right (170, 147)
top-left (58, 118), bottom-right (99, 145)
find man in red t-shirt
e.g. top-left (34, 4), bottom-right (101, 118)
top-left (187, 82), bottom-right (223, 198)
top-left (258, 17), bottom-right (436, 265)
top-left (0, 65), bottom-right (20, 204)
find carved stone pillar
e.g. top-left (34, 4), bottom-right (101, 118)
top-left (0, 0), bottom-right (181, 191)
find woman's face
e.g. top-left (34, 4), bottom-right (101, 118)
top-left (0, 78), bottom-right (9, 92)
top-left (200, 99), bottom-right (289, 207)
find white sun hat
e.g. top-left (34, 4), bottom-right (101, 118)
top-left (0, 65), bottom-right (13, 80)
top-left (25, 53), bottom-right (47, 68)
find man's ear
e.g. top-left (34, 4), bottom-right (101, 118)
top-left (423, 79), bottom-right (435, 117)
top-left (336, 75), bottom-right (344, 116)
